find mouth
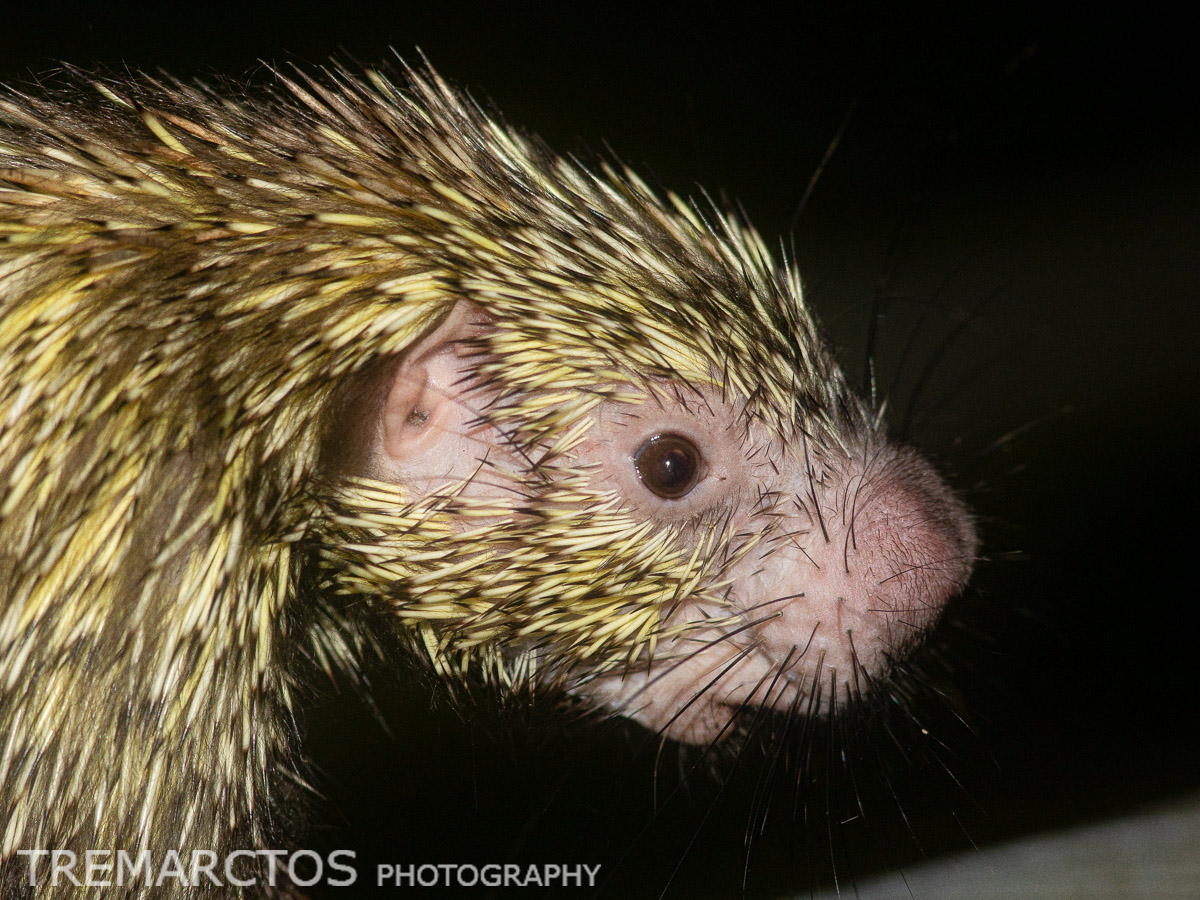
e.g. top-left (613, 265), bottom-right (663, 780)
top-left (578, 636), bottom-right (829, 745)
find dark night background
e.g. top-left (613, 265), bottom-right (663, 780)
top-left (4, 3), bottom-right (1198, 897)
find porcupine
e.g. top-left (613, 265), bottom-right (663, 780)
top-left (0, 62), bottom-right (977, 896)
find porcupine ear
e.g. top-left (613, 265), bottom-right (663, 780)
top-left (373, 300), bottom-right (493, 482)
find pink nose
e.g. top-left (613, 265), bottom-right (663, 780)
top-left (754, 447), bottom-right (977, 708)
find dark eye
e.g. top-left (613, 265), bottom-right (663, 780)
top-left (634, 433), bottom-right (702, 499)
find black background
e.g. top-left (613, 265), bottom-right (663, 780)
top-left (5, 3), bottom-right (1198, 897)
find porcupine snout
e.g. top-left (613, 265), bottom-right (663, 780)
top-left (746, 446), bottom-right (977, 711)
top-left (590, 442), bottom-right (977, 746)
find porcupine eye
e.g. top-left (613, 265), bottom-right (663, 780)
top-left (634, 434), bottom-right (702, 499)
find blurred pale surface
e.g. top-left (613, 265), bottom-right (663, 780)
top-left (805, 794), bottom-right (1200, 900)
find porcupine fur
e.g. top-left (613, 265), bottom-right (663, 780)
top-left (0, 62), bottom-right (972, 897)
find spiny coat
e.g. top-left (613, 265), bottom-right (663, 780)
top-left (0, 64), bottom-right (861, 897)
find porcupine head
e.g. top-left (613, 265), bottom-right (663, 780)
top-left (312, 70), bottom-right (979, 742)
top-left (0, 63), bottom-right (975, 873)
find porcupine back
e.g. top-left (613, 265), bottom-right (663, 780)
top-left (0, 63), bottom-right (868, 893)
top-left (0, 65), bottom-right (510, 877)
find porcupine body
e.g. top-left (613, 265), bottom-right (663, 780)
top-left (0, 64), bottom-right (976, 897)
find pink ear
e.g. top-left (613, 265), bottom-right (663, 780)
top-left (373, 301), bottom-right (493, 487)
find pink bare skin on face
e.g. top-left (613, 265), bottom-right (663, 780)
top-left (366, 301), bottom-right (977, 745)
